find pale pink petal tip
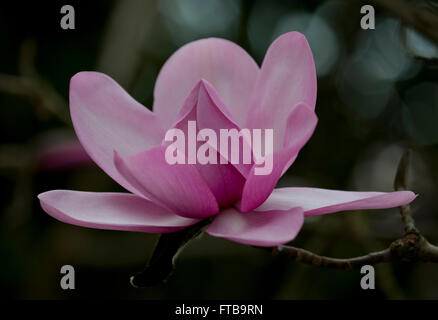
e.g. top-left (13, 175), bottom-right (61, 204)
top-left (256, 188), bottom-right (417, 216)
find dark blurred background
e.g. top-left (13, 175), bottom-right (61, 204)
top-left (0, 0), bottom-right (437, 299)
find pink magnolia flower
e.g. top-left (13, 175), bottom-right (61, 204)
top-left (38, 32), bottom-right (416, 247)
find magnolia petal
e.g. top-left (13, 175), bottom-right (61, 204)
top-left (196, 79), bottom-right (254, 178)
top-left (206, 207), bottom-right (304, 246)
top-left (246, 31), bottom-right (317, 141)
top-left (114, 146), bottom-right (219, 219)
top-left (238, 147), bottom-right (296, 213)
top-left (165, 80), bottom-right (248, 207)
top-left (255, 187), bottom-right (417, 216)
top-left (70, 72), bottom-right (165, 195)
top-left (153, 38), bottom-right (259, 128)
top-left (38, 190), bottom-right (199, 233)
top-left (282, 103), bottom-right (318, 151)
top-left (239, 104), bottom-right (318, 212)
top-left (172, 79), bottom-right (253, 177)
top-left (169, 80), bottom-right (240, 137)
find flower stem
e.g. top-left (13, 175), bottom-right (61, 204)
top-left (130, 217), bottom-right (212, 288)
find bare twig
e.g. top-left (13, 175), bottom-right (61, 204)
top-left (394, 150), bottom-right (418, 233)
top-left (266, 245), bottom-right (393, 271)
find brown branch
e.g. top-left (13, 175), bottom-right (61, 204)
top-left (267, 245), bottom-right (393, 271)
top-left (260, 149), bottom-right (438, 269)
top-left (394, 150), bottom-right (418, 233)
top-left (266, 232), bottom-right (438, 270)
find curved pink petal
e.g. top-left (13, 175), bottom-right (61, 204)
top-left (238, 147), bottom-right (296, 213)
top-left (165, 80), bottom-right (247, 207)
top-left (282, 103), bottom-right (318, 150)
top-left (70, 72), bottom-right (165, 195)
top-left (153, 38), bottom-right (259, 128)
top-left (255, 187), bottom-right (417, 216)
top-left (246, 31), bottom-right (317, 141)
top-left (196, 163), bottom-right (245, 209)
top-left (38, 190), bottom-right (199, 233)
top-left (196, 79), bottom-right (254, 178)
top-left (206, 207), bottom-right (304, 246)
top-left (114, 146), bottom-right (219, 219)
top-left (170, 80), bottom-right (241, 140)
top-left (239, 104), bottom-right (318, 212)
